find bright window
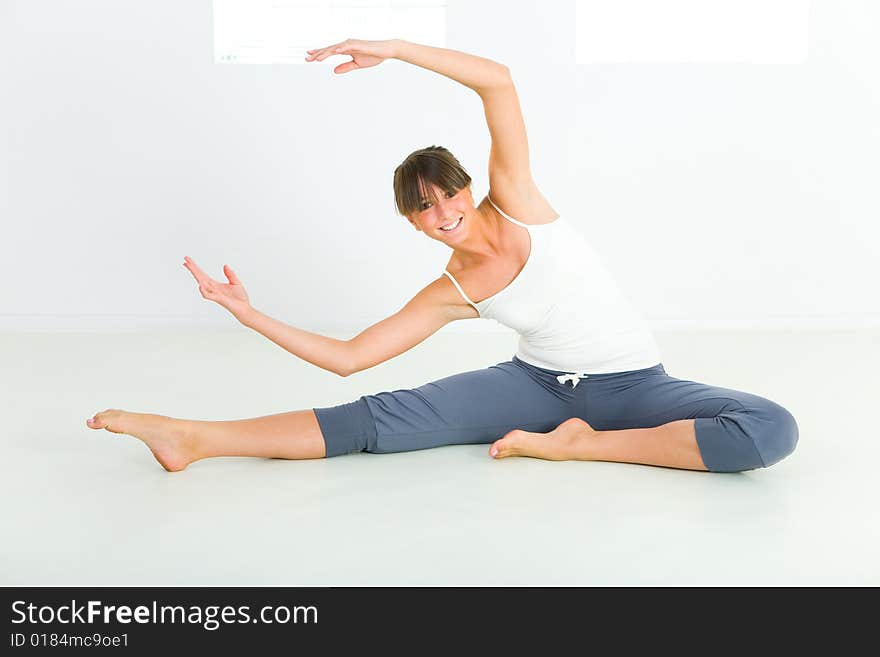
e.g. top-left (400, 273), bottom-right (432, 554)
top-left (213, 0), bottom-right (447, 65)
top-left (576, 0), bottom-right (812, 64)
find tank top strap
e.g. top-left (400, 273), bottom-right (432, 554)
top-left (487, 194), bottom-right (532, 229)
top-left (442, 270), bottom-right (480, 314)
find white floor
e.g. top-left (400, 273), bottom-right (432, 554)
top-left (2, 327), bottom-right (878, 586)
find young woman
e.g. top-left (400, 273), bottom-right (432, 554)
top-left (86, 38), bottom-right (798, 473)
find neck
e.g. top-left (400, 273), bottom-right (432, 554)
top-left (451, 204), bottom-right (504, 266)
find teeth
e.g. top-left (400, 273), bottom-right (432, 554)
top-left (440, 217), bottom-right (462, 231)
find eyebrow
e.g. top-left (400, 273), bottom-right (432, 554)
top-left (420, 190), bottom-right (452, 202)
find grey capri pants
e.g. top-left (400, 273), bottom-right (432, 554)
top-left (313, 356), bottom-right (799, 472)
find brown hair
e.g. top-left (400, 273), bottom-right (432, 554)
top-left (393, 145), bottom-right (472, 218)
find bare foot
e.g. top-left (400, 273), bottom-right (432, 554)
top-left (86, 409), bottom-right (198, 472)
top-left (489, 417), bottom-right (598, 461)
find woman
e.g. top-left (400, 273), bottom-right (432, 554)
top-left (86, 38), bottom-right (798, 473)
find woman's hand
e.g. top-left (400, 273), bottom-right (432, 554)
top-left (182, 256), bottom-right (252, 324)
top-left (305, 38), bottom-right (398, 74)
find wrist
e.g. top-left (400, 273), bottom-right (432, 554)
top-left (390, 38), bottom-right (407, 59)
top-left (237, 306), bottom-right (259, 328)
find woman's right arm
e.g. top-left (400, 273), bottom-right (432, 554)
top-left (241, 276), bottom-right (473, 377)
top-left (344, 276), bottom-right (473, 376)
top-left (182, 256), bottom-right (353, 377)
top-left (240, 309), bottom-right (353, 377)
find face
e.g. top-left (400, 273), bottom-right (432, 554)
top-left (407, 183), bottom-right (475, 242)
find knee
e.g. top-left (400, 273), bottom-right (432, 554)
top-left (314, 398), bottom-right (376, 457)
top-left (753, 401), bottom-right (799, 468)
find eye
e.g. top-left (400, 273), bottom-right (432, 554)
top-left (420, 190), bottom-right (455, 210)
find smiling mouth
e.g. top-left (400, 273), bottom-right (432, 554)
top-left (440, 216), bottom-right (463, 232)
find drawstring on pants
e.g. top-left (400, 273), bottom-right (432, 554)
top-left (556, 372), bottom-right (589, 388)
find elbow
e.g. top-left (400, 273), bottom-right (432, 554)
top-left (492, 66), bottom-right (511, 88)
top-left (488, 65), bottom-right (513, 92)
top-left (478, 67), bottom-right (513, 96)
top-left (338, 357), bottom-right (358, 378)
top-left (339, 360), bottom-right (367, 377)
top-left (337, 342), bottom-right (356, 378)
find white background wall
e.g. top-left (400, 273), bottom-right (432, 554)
top-left (2, 0), bottom-right (878, 334)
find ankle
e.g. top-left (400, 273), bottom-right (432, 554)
top-left (544, 419), bottom-right (598, 460)
top-left (166, 417), bottom-right (203, 462)
top-left (570, 424), bottom-right (601, 461)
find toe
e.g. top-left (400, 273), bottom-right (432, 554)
top-left (87, 410), bottom-right (121, 432)
top-left (490, 431), bottom-right (520, 459)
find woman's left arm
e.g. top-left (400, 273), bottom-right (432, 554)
top-left (391, 39), bottom-right (511, 94)
top-left (307, 38), bottom-right (510, 94)
top-left (307, 38), bottom-right (532, 190)
top-left (392, 41), bottom-right (532, 188)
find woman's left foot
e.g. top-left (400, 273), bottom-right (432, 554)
top-left (86, 409), bottom-right (198, 472)
top-left (489, 417), bottom-right (597, 461)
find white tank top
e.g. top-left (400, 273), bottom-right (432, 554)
top-left (443, 196), bottom-right (662, 374)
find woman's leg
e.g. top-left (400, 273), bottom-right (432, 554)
top-left (490, 417), bottom-right (706, 470)
top-left (490, 363), bottom-right (800, 473)
top-left (314, 358), bottom-right (576, 457)
top-left (86, 408), bottom-right (325, 471)
top-left (85, 356), bottom-right (574, 471)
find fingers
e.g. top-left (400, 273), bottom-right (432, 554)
top-left (183, 256), bottom-right (208, 280)
top-left (306, 45), bottom-right (356, 74)
top-left (305, 39), bottom-right (349, 62)
top-left (223, 264), bottom-right (241, 285)
top-left (182, 257), bottom-right (203, 284)
top-left (183, 257), bottom-right (222, 292)
top-left (304, 46), bottom-right (334, 61)
top-left (333, 61), bottom-right (358, 75)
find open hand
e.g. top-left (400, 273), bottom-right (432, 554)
top-left (182, 256), bottom-right (252, 323)
top-left (305, 38), bottom-right (397, 74)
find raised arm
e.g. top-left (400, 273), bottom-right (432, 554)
top-left (391, 39), bottom-right (510, 95)
top-left (392, 40), bottom-right (535, 204)
top-left (307, 38), bottom-right (508, 90)
top-left (306, 38), bottom-right (534, 194)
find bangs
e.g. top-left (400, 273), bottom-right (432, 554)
top-left (393, 146), bottom-right (472, 217)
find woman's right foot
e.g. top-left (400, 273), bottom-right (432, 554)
top-left (86, 409), bottom-right (199, 472)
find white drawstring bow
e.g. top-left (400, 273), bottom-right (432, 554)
top-left (556, 372), bottom-right (589, 388)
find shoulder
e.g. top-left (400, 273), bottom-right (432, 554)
top-left (484, 173), bottom-right (560, 226)
top-left (412, 274), bottom-right (479, 321)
